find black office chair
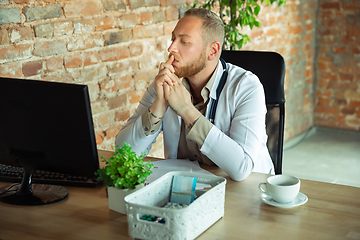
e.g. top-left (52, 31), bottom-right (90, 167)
top-left (221, 50), bottom-right (286, 174)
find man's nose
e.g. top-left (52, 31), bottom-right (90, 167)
top-left (168, 40), bottom-right (178, 53)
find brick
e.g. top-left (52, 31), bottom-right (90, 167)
top-left (105, 125), bottom-right (122, 139)
top-left (115, 110), bottom-right (131, 121)
top-left (334, 98), bottom-right (347, 106)
top-left (95, 18), bottom-right (119, 31)
top-left (104, 29), bottom-right (133, 45)
top-left (91, 100), bottom-right (108, 115)
top-left (54, 21), bottom-right (73, 36)
top-left (63, 0), bottom-right (103, 17)
top-left (164, 21), bottom-right (176, 35)
top-left (129, 42), bottom-right (144, 57)
top-left (84, 52), bottom-right (101, 66)
top-left (266, 27), bottom-right (280, 36)
top-left (349, 100), bottom-right (360, 108)
top-left (346, 27), bottom-right (360, 38)
top-left (23, 60), bottom-right (43, 77)
top-left (337, 115), bottom-right (346, 123)
top-left (13, 0), bottom-right (30, 3)
top-left (86, 80), bottom-right (101, 101)
top-left (0, 43), bottom-right (32, 62)
top-left (33, 40), bottom-right (67, 57)
top-left (145, 0), bottom-right (159, 7)
top-left (99, 45), bottom-right (131, 62)
top-left (68, 33), bottom-right (104, 51)
top-left (156, 36), bottom-right (169, 51)
top-left (129, 89), bottom-right (145, 104)
top-left (339, 82), bottom-right (358, 91)
top-left (340, 73), bottom-right (354, 81)
top-left (74, 19), bottom-right (94, 34)
top-left (303, 96), bottom-right (309, 105)
top-left (160, 0), bottom-right (186, 6)
top-left (0, 28), bottom-right (9, 45)
top-left (289, 46), bottom-right (299, 55)
top-left (166, 7), bottom-right (179, 21)
top-left (320, 72), bottom-right (339, 80)
top-left (34, 23), bottom-right (54, 38)
top-left (97, 112), bottom-right (114, 128)
top-left (133, 24), bottom-right (163, 39)
top-left (119, 14), bottom-right (138, 28)
top-left (115, 74), bottom-right (132, 90)
top-left (138, 52), bottom-right (159, 70)
top-left (289, 25), bottom-right (303, 35)
top-left (134, 72), bottom-right (149, 90)
top-left (0, 8), bottom-right (21, 24)
top-left (139, 12), bottom-right (152, 25)
top-left (332, 46), bottom-right (347, 54)
top-left (102, 0), bottom-right (127, 11)
top-left (24, 4), bottom-right (62, 22)
top-left (0, 62), bottom-right (22, 78)
top-left (42, 72), bottom-right (74, 83)
top-left (129, 0), bottom-right (145, 10)
top-left (46, 56), bottom-right (64, 72)
top-left (9, 26), bottom-right (34, 43)
top-left (78, 64), bottom-right (108, 82)
top-left (318, 97), bottom-right (331, 105)
top-left (107, 94), bottom-right (127, 109)
top-left (95, 132), bottom-right (105, 145)
top-left (341, 107), bottom-right (356, 115)
top-left (327, 79), bottom-right (337, 88)
top-left (100, 79), bottom-right (118, 92)
top-left (341, 65), bottom-right (359, 73)
top-left (153, 11), bottom-right (166, 23)
top-left (317, 79), bottom-right (327, 88)
top-left (321, 2), bottom-right (340, 9)
top-left (341, 0), bottom-right (360, 9)
top-left (64, 52), bottom-right (83, 69)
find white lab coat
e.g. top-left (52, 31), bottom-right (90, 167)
top-left (116, 60), bottom-right (274, 181)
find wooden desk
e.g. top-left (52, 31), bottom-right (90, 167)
top-left (1, 150), bottom-right (360, 240)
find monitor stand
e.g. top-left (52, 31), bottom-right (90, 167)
top-left (0, 163), bottom-right (68, 205)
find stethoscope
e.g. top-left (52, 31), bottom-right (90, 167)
top-left (208, 58), bottom-right (228, 124)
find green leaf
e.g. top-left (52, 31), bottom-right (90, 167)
top-left (254, 4), bottom-right (261, 16)
top-left (95, 143), bottom-right (152, 189)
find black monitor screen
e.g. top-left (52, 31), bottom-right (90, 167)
top-left (0, 77), bottom-right (100, 205)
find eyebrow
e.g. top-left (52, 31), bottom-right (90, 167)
top-left (172, 31), bottom-right (192, 38)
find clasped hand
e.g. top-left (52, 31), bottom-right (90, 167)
top-left (154, 55), bottom-right (193, 117)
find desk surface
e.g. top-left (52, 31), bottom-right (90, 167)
top-left (1, 150), bottom-right (360, 240)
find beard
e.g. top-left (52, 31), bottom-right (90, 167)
top-left (170, 49), bottom-right (207, 78)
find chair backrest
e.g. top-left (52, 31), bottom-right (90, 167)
top-left (220, 50), bottom-right (286, 174)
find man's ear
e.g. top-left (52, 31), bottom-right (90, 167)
top-left (208, 41), bottom-right (221, 61)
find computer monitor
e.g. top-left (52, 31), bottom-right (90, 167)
top-left (0, 77), bottom-right (100, 205)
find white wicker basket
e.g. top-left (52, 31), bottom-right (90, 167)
top-left (124, 171), bottom-right (226, 240)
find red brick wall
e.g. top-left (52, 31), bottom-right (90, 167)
top-left (241, 0), bottom-right (318, 139)
top-left (315, 0), bottom-right (360, 130)
top-left (0, 0), bottom-right (186, 156)
top-left (0, 0), bottom-right (359, 158)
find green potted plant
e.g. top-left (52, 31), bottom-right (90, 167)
top-left (191, 0), bottom-right (286, 50)
top-left (95, 143), bottom-right (154, 214)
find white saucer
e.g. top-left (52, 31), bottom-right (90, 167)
top-left (259, 192), bottom-right (308, 208)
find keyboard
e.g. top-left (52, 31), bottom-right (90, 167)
top-left (0, 164), bottom-right (103, 187)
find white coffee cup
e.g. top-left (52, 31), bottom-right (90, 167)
top-left (259, 175), bottom-right (300, 203)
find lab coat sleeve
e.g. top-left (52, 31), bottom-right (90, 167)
top-left (115, 81), bottom-right (161, 156)
top-left (200, 72), bottom-right (268, 181)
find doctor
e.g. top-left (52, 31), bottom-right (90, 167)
top-left (115, 8), bottom-right (274, 181)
